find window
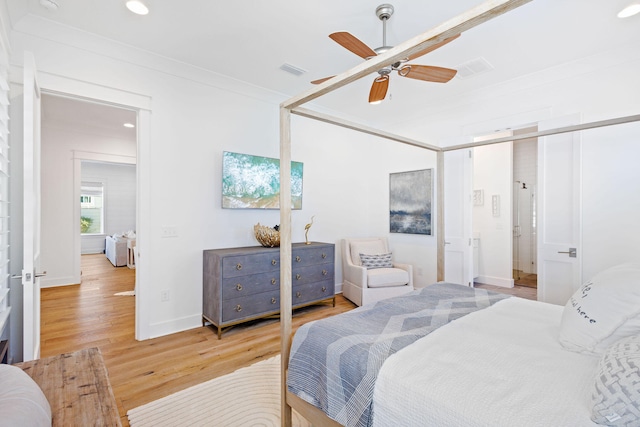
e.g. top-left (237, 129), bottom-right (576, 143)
top-left (80, 182), bottom-right (104, 234)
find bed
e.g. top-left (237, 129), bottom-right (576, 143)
top-left (277, 0), bottom-right (640, 425)
top-left (287, 270), bottom-right (640, 427)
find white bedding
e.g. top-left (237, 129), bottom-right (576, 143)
top-left (372, 297), bottom-right (601, 426)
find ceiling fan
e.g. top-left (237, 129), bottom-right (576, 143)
top-left (312, 4), bottom-right (460, 104)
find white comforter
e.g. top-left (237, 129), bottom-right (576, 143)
top-left (372, 297), bottom-right (600, 426)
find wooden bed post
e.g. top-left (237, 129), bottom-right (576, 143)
top-left (279, 106), bottom-right (293, 427)
top-left (437, 150), bottom-right (445, 282)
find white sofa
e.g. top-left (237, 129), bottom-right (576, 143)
top-left (105, 235), bottom-right (127, 267)
top-left (342, 237), bottom-right (414, 306)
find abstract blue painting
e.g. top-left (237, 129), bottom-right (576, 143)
top-left (389, 169), bottom-right (432, 235)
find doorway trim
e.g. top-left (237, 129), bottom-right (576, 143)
top-left (35, 71), bottom-right (152, 341)
top-left (73, 152), bottom-right (136, 285)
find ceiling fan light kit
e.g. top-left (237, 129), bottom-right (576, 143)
top-left (39, 0), bottom-right (59, 11)
top-left (313, 3), bottom-right (459, 104)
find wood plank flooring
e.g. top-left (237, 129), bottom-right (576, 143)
top-left (40, 255), bottom-right (357, 426)
top-left (41, 255), bottom-right (537, 426)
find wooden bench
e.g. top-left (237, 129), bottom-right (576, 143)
top-left (15, 347), bottom-right (121, 427)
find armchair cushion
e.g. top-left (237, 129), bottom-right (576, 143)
top-left (368, 268), bottom-right (410, 288)
top-left (350, 240), bottom-right (387, 266)
top-left (360, 253), bottom-right (393, 269)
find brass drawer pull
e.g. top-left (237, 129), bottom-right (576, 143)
top-left (271, 259), bottom-right (277, 266)
top-left (295, 256), bottom-right (301, 262)
top-left (236, 283), bottom-right (243, 291)
top-left (322, 286), bottom-right (327, 292)
top-left (296, 291), bottom-right (301, 298)
top-left (322, 253), bottom-right (327, 259)
top-left (322, 269), bottom-right (328, 276)
top-left (271, 278), bottom-right (277, 285)
top-left (236, 263), bottom-right (242, 271)
top-left (296, 274), bottom-right (301, 280)
top-left (235, 304), bottom-right (242, 312)
top-left (271, 297), bottom-right (277, 304)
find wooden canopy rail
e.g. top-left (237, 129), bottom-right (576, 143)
top-left (278, 0), bottom-right (640, 425)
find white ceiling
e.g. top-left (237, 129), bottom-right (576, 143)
top-left (6, 0), bottom-right (640, 131)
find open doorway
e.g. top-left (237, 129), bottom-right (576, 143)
top-left (512, 127), bottom-right (538, 288)
top-left (40, 94), bottom-right (138, 353)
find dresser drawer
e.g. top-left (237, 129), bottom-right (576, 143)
top-left (222, 271), bottom-right (279, 299)
top-left (222, 252), bottom-right (280, 278)
top-left (222, 290), bottom-right (280, 323)
top-left (292, 245), bottom-right (334, 267)
top-left (292, 264), bottom-right (334, 286)
top-left (293, 280), bottom-right (335, 306)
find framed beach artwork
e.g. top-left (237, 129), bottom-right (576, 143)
top-left (222, 151), bottom-right (303, 209)
top-left (389, 169), bottom-right (432, 235)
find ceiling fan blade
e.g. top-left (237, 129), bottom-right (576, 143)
top-left (407, 34), bottom-right (461, 61)
top-left (368, 76), bottom-right (389, 104)
top-left (401, 65), bottom-right (457, 83)
top-left (329, 31), bottom-right (377, 59)
top-left (311, 76), bottom-right (336, 85)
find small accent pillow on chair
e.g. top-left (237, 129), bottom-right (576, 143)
top-left (360, 253), bottom-right (393, 269)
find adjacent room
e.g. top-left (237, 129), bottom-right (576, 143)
top-left (0, 0), bottom-right (639, 426)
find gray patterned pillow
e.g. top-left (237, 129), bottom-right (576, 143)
top-left (591, 335), bottom-right (640, 426)
top-left (359, 253), bottom-right (393, 269)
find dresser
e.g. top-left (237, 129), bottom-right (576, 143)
top-left (203, 242), bottom-right (335, 338)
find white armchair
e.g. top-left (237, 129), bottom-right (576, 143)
top-left (342, 237), bottom-right (414, 306)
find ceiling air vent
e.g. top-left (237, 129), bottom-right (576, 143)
top-left (455, 57), bottom-right (494, 79)
top-left (279, 63), bottom-right (307, 77)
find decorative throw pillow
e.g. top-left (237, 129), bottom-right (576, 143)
top-left (360, 253), bottom-right (393, 269)
top-left (591, 335), bottom-right (640, 426)
top-left (558, 263), bottom-right (640, 355)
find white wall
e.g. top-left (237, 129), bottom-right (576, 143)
top-left (472, 143), bottom-right (513, 287)
top-left (7, 15), bottom-right (437, 350)
top-left (81, 161), bottom-right (136, 255)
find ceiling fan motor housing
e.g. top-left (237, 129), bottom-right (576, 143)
top-left (375, 4), bottom-right (394, 20)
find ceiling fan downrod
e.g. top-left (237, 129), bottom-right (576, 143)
top-left (375, 4), bottom-right (394, 54)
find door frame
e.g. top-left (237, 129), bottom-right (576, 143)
top-left (14, 69), bottom-right (153, 341)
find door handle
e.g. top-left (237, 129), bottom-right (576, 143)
top-left (557, 248), bottom-right (577, 258)
top-left (444, 241), bottom-right (451, 245)
top-left (35, 271), bottom-right (47, 278)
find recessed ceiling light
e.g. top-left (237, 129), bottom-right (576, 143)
top-left (618, 3), bottom-right (640, 18)
top-left (123, 123), bottom-right (135, 128)
top-left (126, 0), bottom-right (149, 15)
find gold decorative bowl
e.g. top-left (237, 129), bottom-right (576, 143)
top-left (254, 223), bottom-right (280, 247)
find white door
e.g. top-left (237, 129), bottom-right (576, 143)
top-left (22, 52), bottom-right (44, 361)
top-left (537, 114), bottom-right (581, 305)
top-left (444, 149), bottom-right (474, 286)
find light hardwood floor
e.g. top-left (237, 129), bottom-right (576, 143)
top-left (41, 255), bottom-right (537, 426)
top-left (41, 254), bottom-right (357, 426)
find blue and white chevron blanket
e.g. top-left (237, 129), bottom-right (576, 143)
top-left (287, 282), bottom-right (510, 427)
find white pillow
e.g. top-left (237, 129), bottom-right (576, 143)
top-left (559, 263), bottom-right (640, 355)
top-left (591, 335), bottom-right (640, 425)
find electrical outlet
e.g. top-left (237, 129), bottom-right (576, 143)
top-left (160, 290), bottom-right (170, 302)
top-left (161, 226), bottom-right (178, 238)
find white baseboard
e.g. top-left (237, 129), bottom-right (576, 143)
top-left (474, 275), bottom-right (514, 288)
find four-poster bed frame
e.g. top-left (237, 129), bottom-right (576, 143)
top-left (276, 0), bottom-right (640, 425)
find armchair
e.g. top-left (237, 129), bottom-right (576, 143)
top-left (342, 237), bottom-right (414, 306)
